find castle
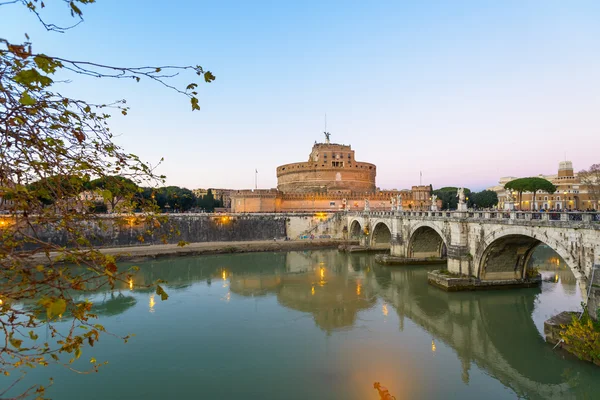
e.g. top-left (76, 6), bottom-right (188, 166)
top-left (230, 138), bottom-right (432, 213)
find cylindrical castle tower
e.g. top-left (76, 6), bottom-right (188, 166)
top-left (276, 142), bottom-right (376, 193)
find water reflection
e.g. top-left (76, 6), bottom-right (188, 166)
top-left (47, 248), bottom-right (599, 399)
top-left (91, 293), bottom-right (137, 316)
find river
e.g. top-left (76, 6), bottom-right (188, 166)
top-left (9, 247), bottom-right (600, 399)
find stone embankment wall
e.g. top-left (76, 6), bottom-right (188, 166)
top-left (11, 213), bottom-right (347, 249)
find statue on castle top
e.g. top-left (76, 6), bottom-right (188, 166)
top-left (364, 198), bottom-right (370, 212)
top-left (457, 188), bottom-right (466, 204)
top-left (324, 131), bottom-right (331, 143)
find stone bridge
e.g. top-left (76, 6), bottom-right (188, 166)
top-left (346, 210), bottom-right (600, 314)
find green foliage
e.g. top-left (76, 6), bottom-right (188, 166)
top-left (90, 175), bottom-right (139, 211)
top-left (505, 177), bottom-right (557, 194)
top-left (141, 186), bottom-right (196, 212)
top-left (0, 0), bottom-right (214, 395)
top-left (196, 189), bottom-right (222, 212)
top-left (432, 187), bottom-right (471, 210)
top-left (505, 177), bottom-right (556, 208)
top-left (560, 309), bottom-right (600, 364)
top-left (469, 190), bottom-right (499, 209)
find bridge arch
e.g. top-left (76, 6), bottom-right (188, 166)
top-left (475, 227), bottom-right (582, 281)
top-left (349, 219), bottom-right (362, 240)
top-left (371, 222), bottom-right (392, 249)
top-left (407, 223), bottom-right (447, 259)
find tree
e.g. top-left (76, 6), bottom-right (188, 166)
top-left (196, 188), bottom-right (218, 211)
top-left (579, 164), bottom-right (600, 210)
top-left (504, 177), bottom-right (556, 210)
top-left (432, 187), bottom-right (471, 210)
top-left (90, 175), bottom-right (139, 212)
top-left (469, 190), bottom-right (498, 209)
top-left (161, 186), bottom-right (195, 212)
top-left (0, 1), bottom-right (214, 396)
top-left (27, 175), bottom-right (89, 207)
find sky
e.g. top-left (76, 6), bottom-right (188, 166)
top-left (3, 0), bottom-right (600, 191)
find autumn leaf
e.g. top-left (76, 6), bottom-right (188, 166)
top-left (156, 285), bottom-right (169, 301)
top-left (19, 92), bottom-right (36, 106)
top-left (39, 297), bottom-right (67, 319)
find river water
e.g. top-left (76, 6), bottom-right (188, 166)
top-left (10, 247), bottom-right (600, 399)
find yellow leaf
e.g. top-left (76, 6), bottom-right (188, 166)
top-left (40, 297), bottom-right (67, 319)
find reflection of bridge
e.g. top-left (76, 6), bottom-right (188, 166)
top-left (367, 265), bottom-right (598, 399)
top-left (346, 210), bottom-right (600, 314)
top-left (226, 251), bottom-right (600, 399)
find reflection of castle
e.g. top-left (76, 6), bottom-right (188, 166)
top-left (229, 251), bottom-right (376, 333)
top-left (230, 139), bottom-right (432, 212)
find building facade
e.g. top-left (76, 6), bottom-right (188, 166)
top-left (276, 143), bottom-right (376, 193)
top-left (231, 140), bottom-right (432, 213)
top-left (487, 161), bottom-right (598, 211)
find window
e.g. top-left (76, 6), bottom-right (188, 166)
top-left (544, 196), bottom-right (548, 201)
top-left (332, 161), bottom-right (344, 167)
top-left (329, 201), bottom-right (335, 207)
top-left (557, 196), bottom-right (560, 201)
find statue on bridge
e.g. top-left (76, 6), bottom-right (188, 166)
top-left (342, 198), bottom-right (347, 211)
top-left (431, 194), bottom-right (438, 211)
top-left (505, 188), bottom-right (514, 203)
top-left (457, 188), bottom-right (466, 204)
top-left (390, 196), bottom-right (397, 211)
top-left (457, 188), bottom-right (467, 211)
top-left (396, 194), bottom-right (403, 211)
top-left (364, 198), bottom-right (370, 212)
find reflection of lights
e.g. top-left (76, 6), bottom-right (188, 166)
top-left (221, 292), bottom-right (231, 303)
top-left (320, 268), bottom-right (325, 280)
top-left (222, 270), bottom-right (227, 281)
top-left (0, 298), bottom-right (3, 305)
top-left (149, 294), bottom-right (156, 313)
top-left (431, 339), bottom-right (436, 352)
top-left (311, 286), bottom-right (315, 296)
top-left (555, 274), bottom-right (559, 283)
top-left (356, 282), bottom-right (362, 296)
top-left (128, 278), bottom-right (133, 290)
top-left (382, 303), bottom-right (388, 316)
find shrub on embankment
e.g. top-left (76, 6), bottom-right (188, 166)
top-left (560, 307), bottom-right (600, 365)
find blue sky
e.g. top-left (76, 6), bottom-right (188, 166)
top-left (3, 0), bottom-right (599, 191)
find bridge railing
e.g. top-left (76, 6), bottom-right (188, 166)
top-left (346, 210), bottom-right (600, 223)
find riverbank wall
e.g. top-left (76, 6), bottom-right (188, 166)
top-left (9, 212), bottom-right (346, 249)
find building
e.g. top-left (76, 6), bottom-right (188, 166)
top-left (231, 139), bottom-right (432, 213)
top-left (276, 142), bottom-right (376, 193)
top-left (487, 161), bottom-right (599, 211)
